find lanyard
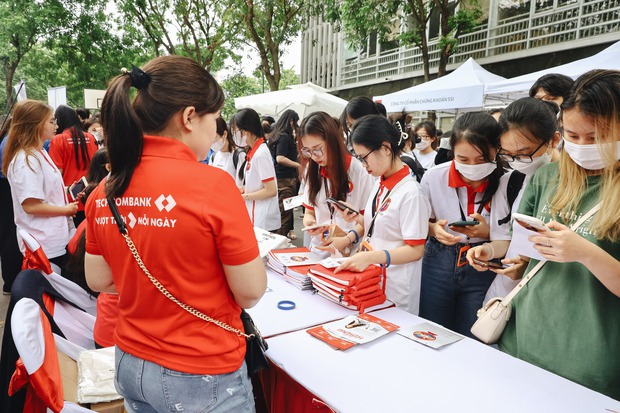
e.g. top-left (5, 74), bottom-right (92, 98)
top-left (456, 187), bottom-right (484, 221)
top-left (323, 177), bottom-right (335, 222)
top-left (366, 179), bottom-right (407, 240)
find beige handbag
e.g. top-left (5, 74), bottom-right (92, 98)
top-left (471, 203), bottom-right (601, 344)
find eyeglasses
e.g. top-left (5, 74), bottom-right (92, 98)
top-left (498, 140), bottom-right (548, 163)
top-left (353, 148), bottom-right (376, 166)
top-left (416, 134), bottom-right (433, 141)
top-left (300, 146), bottom-right (324, 158)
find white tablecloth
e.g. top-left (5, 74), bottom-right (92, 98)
top-left (247, 269), bottom-right (391, 338)
top-left (265, 307), bottom-right (620, 413)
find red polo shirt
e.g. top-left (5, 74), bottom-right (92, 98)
top-left (86, 135), bottom-right (259, 374)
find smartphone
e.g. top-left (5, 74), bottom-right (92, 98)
top-left (68, 177), bottom-right (88, 201)
top-left (472, 259), bottom-right (507, 269)
top-left (512, 213), bottom-right (549, 233)
top-left (301, 223), bottom-right (331, 232)
top-left (448, 220), bottom-right (479, 227)
top-left (326, 197), bottom-right (359, 215)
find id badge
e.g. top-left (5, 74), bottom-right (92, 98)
top-left (457, 244), bottom-right (471, 267)
top-left (360, 239), bottom-right (374, 252)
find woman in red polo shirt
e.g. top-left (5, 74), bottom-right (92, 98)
top-left (49, 105), bottom-right (98, 227)
top-left (418, 112), bottom-right (505, 338)
top-left (85, 56), bottom-right (266, 413)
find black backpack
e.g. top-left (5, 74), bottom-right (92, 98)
top-left (400, 154), bottom-right (425, 183)
top-left (497, 170), bottom-right (526, 226)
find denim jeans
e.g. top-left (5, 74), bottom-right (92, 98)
top-left (115, 347), bottom-right (255, 413)
top-left (419, 237), bottom-right (496, 339)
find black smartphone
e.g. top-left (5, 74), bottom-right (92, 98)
top-left (448, 220), bottom-right (479, 227)
top-left (69, 177), bottom-right (88, 201)
top-left (326, 198), bottom-right (359, 215)
top-left (472, 258), bottom-right (506, 269)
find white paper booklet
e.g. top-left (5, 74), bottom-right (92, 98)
top-left (322, 314), bottom-right (397, 346)
top-left (508, 221), bottom-right (546, 261)
top-left (398, 322), bottom-right (464, 349)
top-left (283, 195), bottom-right (304, 211)
top-left (254, 227), bottom-right (289, 258)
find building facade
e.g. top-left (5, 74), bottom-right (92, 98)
top-left (301, 0), bottom-right (620, 101)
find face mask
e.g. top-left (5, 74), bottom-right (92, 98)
top-left (211, 138), bottom-right (225, 152)
top-left (416, 140), bottom-right (431, 151)
top-left (508, 152), bottom-right (551, 176)
top-left (454, 160), bottom-right (496, 181)
top-left (563, 140), bottom-right (620, 170)
top-left (234, 130), bottom-right (247, 147)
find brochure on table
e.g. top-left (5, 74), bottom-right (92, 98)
top-left (307, 313), bottom-right (399, 350)
top-left (397, 322), bottom-right (464, 349)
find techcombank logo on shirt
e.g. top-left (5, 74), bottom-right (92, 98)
top-left (96, 194), bottom-right (178, 230)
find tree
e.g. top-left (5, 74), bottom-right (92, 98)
top-left (0, 0), bottom-right (68, 107)
top-left (117, 0), bottom-right (240, 71)
top-left (220, 72), bottom-right (262, 120)
top-left (319, 0), bottom-right (483, 81)
top-left (234, 0), bottom-right (305, 91)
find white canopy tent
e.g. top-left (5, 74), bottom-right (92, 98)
top-left (374, 58), bottom-right (506, 113)
top-left (484, 41), bottom-right (620, 102)
top-left (234, 82), bottom-right (348, 119)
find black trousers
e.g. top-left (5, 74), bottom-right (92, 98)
top-left (0, 178), bottom-right (23, 293)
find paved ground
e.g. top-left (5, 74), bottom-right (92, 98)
top-left (0, 207), bottom-right (305, 356)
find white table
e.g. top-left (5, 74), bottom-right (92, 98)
top-left (265, 307), bottom-right (620, 413)
top-left (248, 269), bottom-right (391, 338)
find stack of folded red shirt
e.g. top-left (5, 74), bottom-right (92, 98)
top-left (308, 263), bottom-right (386, 313)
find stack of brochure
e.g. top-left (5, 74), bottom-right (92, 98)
top-left (267, 247), bottom-right (322, 290)
top-left (308, 263), bottom-right (386, 312)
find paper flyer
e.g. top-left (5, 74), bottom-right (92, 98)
top-left (397, 322), bottom-right (464, 349)
top-left (273, 251), bottom-right (323, 267)
top-left (307, 313), bottom-right (399, 350)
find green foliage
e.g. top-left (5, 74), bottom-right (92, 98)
top-left (116, 0), bottom-right (241, 71)
top-left (442, 1), bottom-right (484, 56)
top-left (220, 72), bottom-right (262, 120)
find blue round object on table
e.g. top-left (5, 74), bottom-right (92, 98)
top-left (277, 300), bottom-right (296, 310)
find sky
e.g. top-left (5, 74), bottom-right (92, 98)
top-left (217, 35), bottom-right (302, 80)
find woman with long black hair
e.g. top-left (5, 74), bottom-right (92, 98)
top-left (268, 109), bottom-right (301, 238)
top-left (49, 105), bottom-right (98, 226)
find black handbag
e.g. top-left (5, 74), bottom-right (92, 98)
top-left (108, 198), bottom-right (269, 376)
top-left (241, 309), bottom-right (269, 375)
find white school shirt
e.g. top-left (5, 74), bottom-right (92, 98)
top-left (211, 150), bottom-right (236, 180)
top-left (243, 140), bottom-right (280, 231)
top-left (7, 149), bottom-right (75, 258)
top-left (414, 149), bottom-right (437, 170)
top-left (485, 170), bottom-right (531, 302)
top-left (302, 156), bottom-right (375, 248)
top-left (362, 166), bottom-right (431, 314)
top-left (420, 161), bottom-right (492, 244)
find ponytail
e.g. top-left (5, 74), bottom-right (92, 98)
top-left (101, 74), bottom-right (143, 198)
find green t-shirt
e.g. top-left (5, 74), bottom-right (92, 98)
top-left (500, 162), bottom-right (620, 400)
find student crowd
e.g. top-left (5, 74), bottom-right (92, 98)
top-left (0, 55), bottom-right (618, 412)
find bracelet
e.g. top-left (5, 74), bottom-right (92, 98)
top-left (382, 250), bottom-right (391, 268)
top-left (348, 229), bottom-right (359, 244)
top-left (277, 300), bottom-right (296, 310)
top-left (485, 243), bottom-right (495, 259)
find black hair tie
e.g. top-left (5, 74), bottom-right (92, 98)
top-left (120, 65), bottom-right (151, 90)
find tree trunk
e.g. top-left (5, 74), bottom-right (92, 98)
top-left (4, 63), bottom-right (16, 109)
top-left (420, 32), bottom-right (430, 82)
top-left (436, 0), bottom-right (452, 77)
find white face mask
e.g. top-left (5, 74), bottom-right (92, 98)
top-left (211, 138), bottom-right (225, 152)
top-left (454, 160), bottom-right (496, 181)
top-left (415, 140), bottom-right (431, 151)
top-left (563, 140), bottom-right (620, 170)
top-left (508, 152), bottom-right (551, 176)
top-left (233, 130), bottom-right (247, 147)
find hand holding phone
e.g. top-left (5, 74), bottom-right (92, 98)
top-left (512, 213), bottom-right (549, 233)
top-left (448, 220), bottom-right (479, 227)
top-left (472, 258), bottom-right (507, 269)
top-left (68, 177), bottom-right (88, 201)
top-left (326, 198), bottom-right (359, 216)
